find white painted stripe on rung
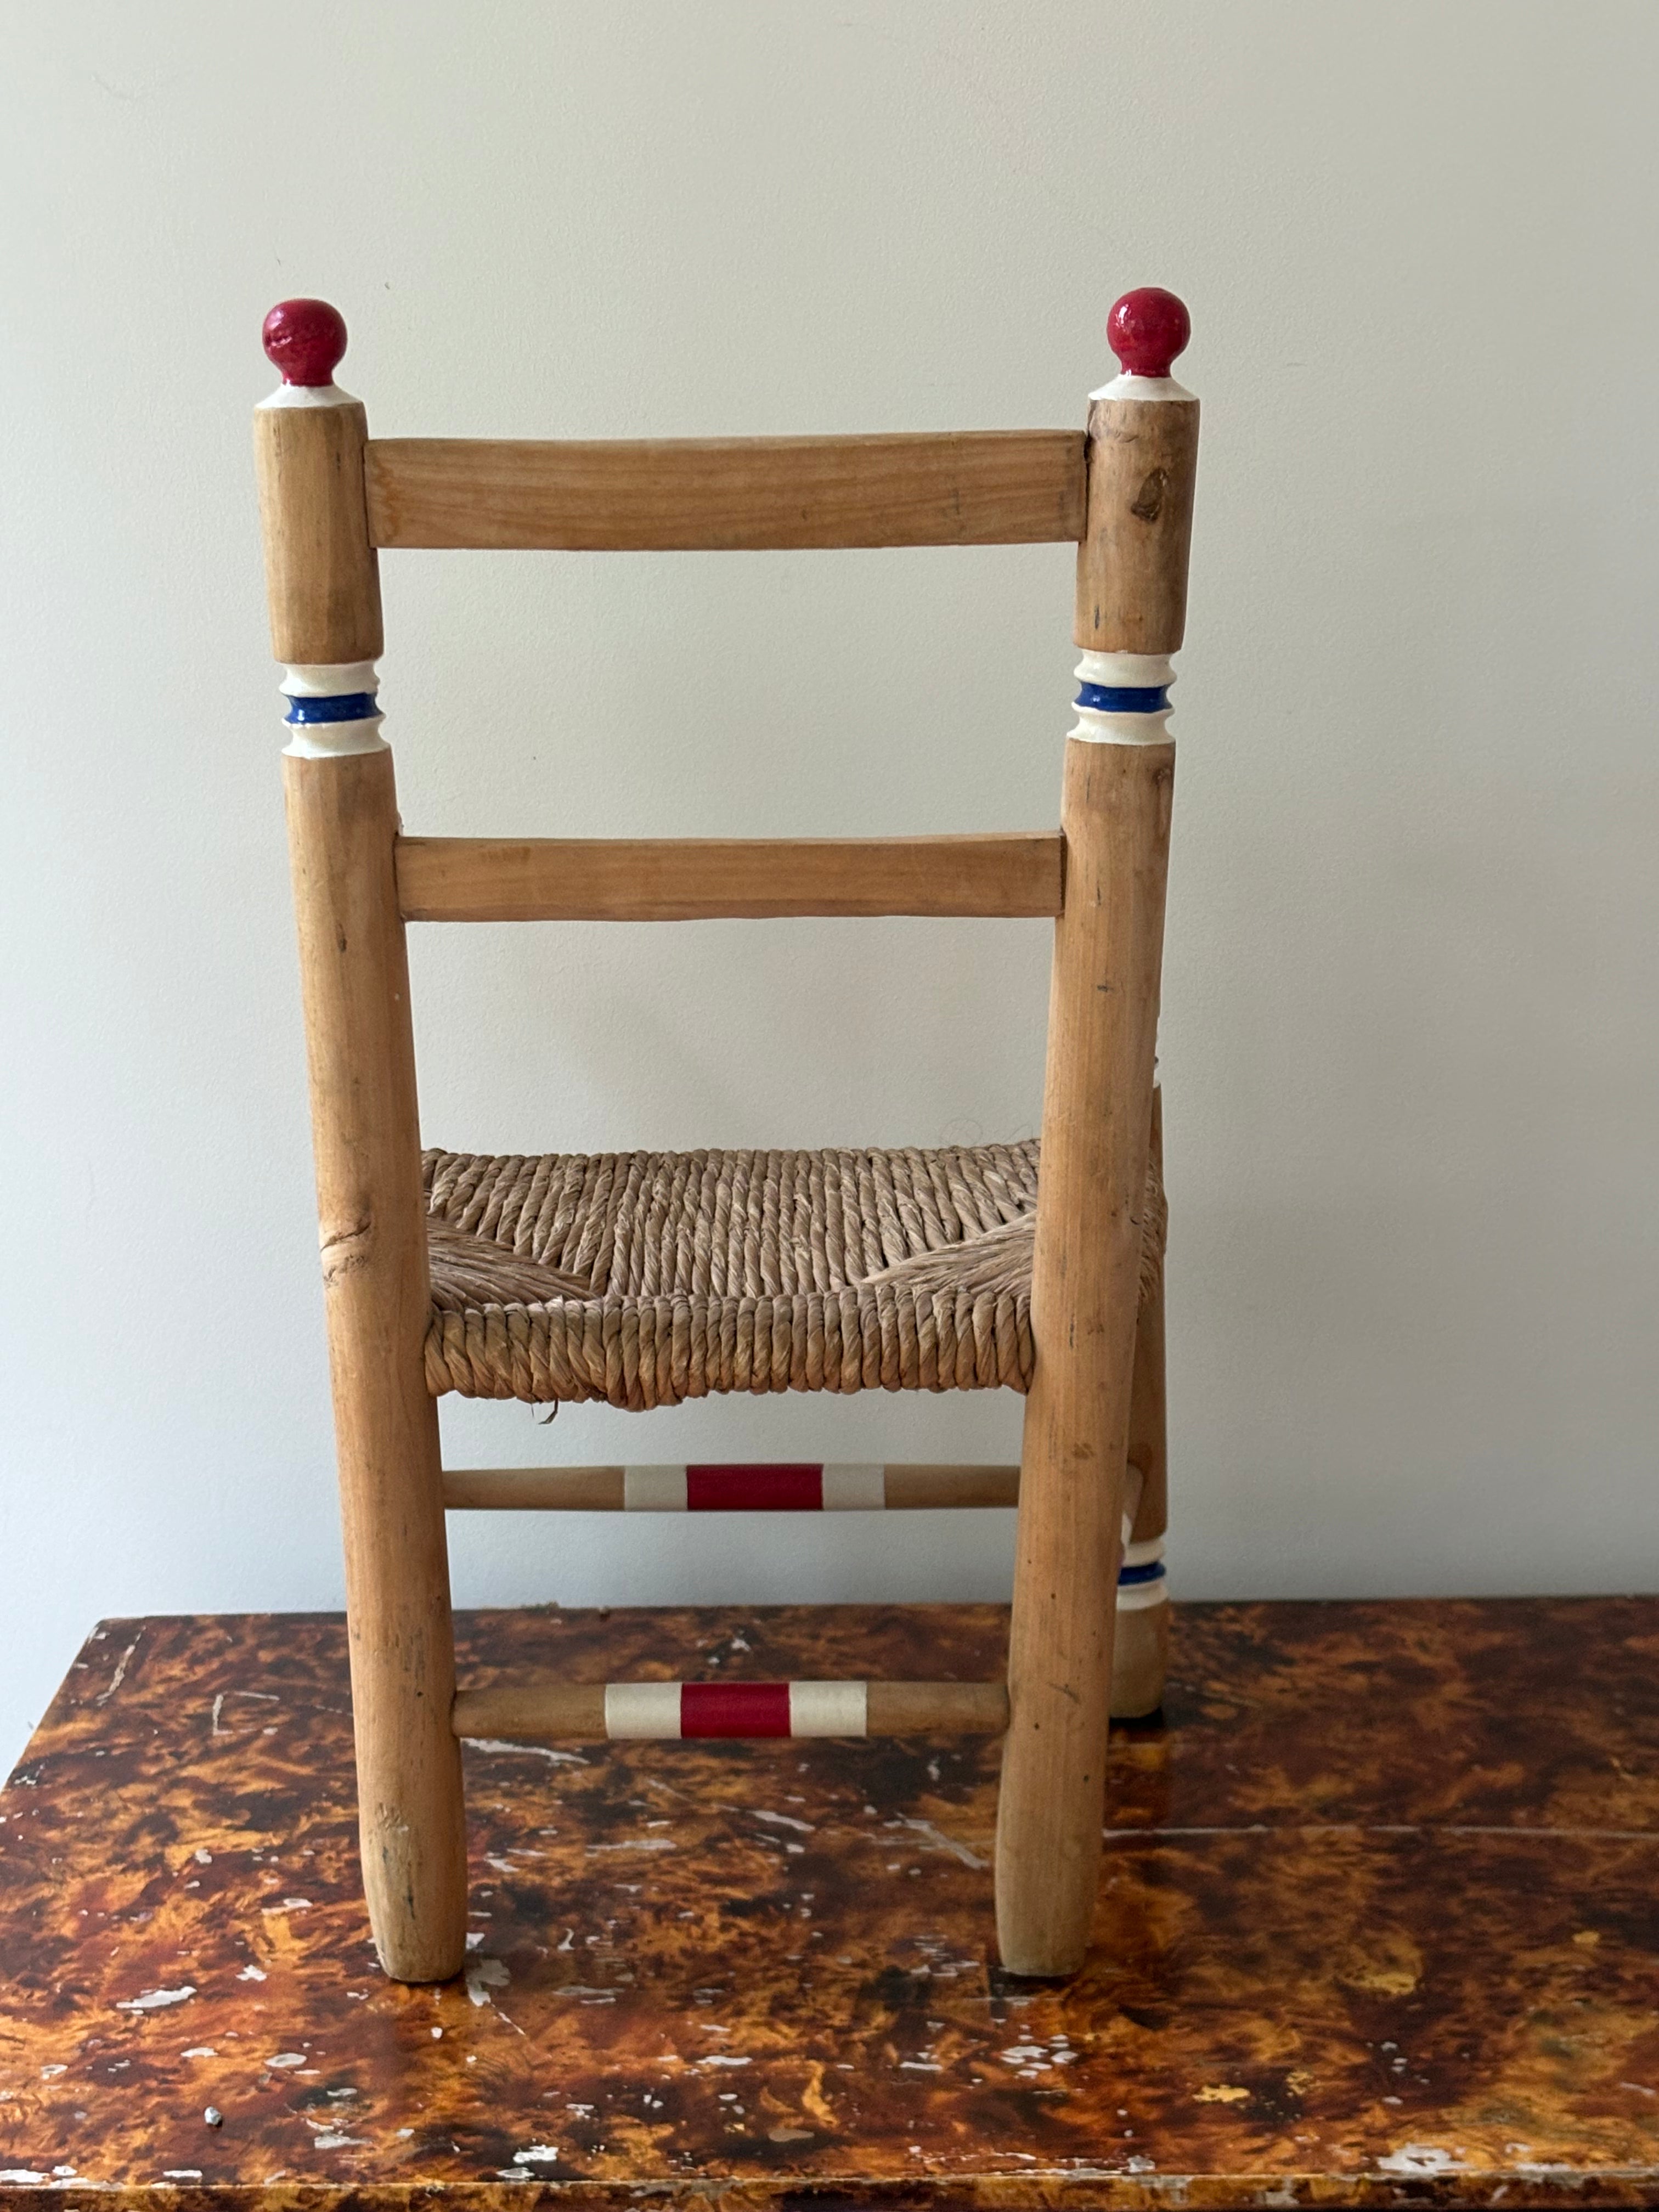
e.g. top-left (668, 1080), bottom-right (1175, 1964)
top-left (788, 1681), bottom-right (868, 1736)
top-left (623, 1465), bottom-right (689, 1511)
top-left (821, 1464), bottom-right (885, 1510)
top-left (1123, 1536), bottom-right (1165, 1570)
top-left (604, 1682), bottom-right (683, 1738)
top-left (1116, 1580), bottom-right (1170, 1614)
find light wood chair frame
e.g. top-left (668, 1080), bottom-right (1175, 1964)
top-left (255, 301), bottom-right (1197, 1983)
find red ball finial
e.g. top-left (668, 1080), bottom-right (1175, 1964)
top-left (1107, 287), bottom-right (1190, 380)
top-left (262, 298), bottom-right (348, 387)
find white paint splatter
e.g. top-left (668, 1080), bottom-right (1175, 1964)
top-left (466, 1957), bottom-right (511, 2007)
top-left (891, 1816), bottom-right (986, 1869)
top-left (1377, 2146), bottom-right (1466, 2177)
top-left (461, 1738), bottom-right (588, 1765)
top-left (94, 1641), bottom-right (139, 1706)
top-left (236, 1965), bottom-right (266, 1982)
top-left (116, 1987), bottom-right (196, 2012)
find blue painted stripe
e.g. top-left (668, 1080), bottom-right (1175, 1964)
top-left (284, 692), bottom-right (380, 725)
top-left (1075, 683), bottom-right (1169, 714)
top-left (1118, 1559), bottom-right (1167, 1587)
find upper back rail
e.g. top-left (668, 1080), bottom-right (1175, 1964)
top-left (365, 431), bottom-right (1086, 551)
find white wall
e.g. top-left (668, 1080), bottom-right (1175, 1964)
top-left (3, 1), bottom-right (1657, 1768)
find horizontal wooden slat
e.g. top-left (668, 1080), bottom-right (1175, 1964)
top-left (365, 431), bottom-right (1085, 550)
top-left (397, 833), bottom-right (1064, 922)
top-left (441, 1464), bottom-right (1021, 1510)
top-left (451, 1679), bottom-right (1009, 1742)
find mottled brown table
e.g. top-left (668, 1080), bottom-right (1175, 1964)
top-left (2, 1600), bottom-right (1658, 2208)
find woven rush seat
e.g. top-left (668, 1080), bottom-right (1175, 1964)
top-left (422, 1139), bottom-right (1166, 1409)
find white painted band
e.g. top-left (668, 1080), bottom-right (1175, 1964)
top-left (1070, 709), bottom-right (1172, 749)
top-left (281, 661), bottom-right (380, 699)
top-left (1088, 373), bottom-right (1195, 404)
top-left (1116, 1580), bottom-right (1170, 1613)
top-left (282, 720), bottom-right (386, 760)
top-left (623, 1466), bottom-right (688, 1511)
top-left (604, 1682), bottom-right (682, 1739)
top-left (821, 1464), bottom-right (885, 1510)
top-left (257, 381), bottom-right (358, 411)
top-left (1075, 651), bottom-right (1176, 694)
top-left (788, 1680), bottom-right (868, 1736)
top-left (1123, 1536), bottom-right (1165, 1570)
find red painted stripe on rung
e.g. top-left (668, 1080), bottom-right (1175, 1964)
top-left (679, 1682), bottom-right (793, 1737)
top-left (684, 1463), bottom-right (823, 1510)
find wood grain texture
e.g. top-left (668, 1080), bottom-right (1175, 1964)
top-left (396, 833), bottom-right (1065, 922)
top-left (6, 1598), bottom-right (1659, 2207)
top-left (866, 1679), bottom-right (1008, 1735)
top-left (444, 1465), bottom-right (627, 1510)
top-left (996, 741), bottom-right (1175, 1977)
top-left (365, 431), bottom-right (1085, 550)
top-left (1127, 1088), bottom-right (1168, 1548)
top-left (886, 1463), bottom-right (1020, 1509)
top-left (254, 400), bottom-right (383, 663)
top-left (1073, 394), bottom-right (1199, 653)
top-left (283, 749), bottom-right (466, 1982)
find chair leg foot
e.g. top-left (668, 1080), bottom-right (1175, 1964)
top-left (1110, 1599), bottom-right (1170, 1719)
top-left (351, 1673), bottom-right (469, 1982)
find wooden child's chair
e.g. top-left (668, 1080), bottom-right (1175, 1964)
top-left (254, 287), bottom-right (1198, 1984)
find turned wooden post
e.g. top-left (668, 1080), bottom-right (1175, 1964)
top-left (996, 289), bottom-right (1197, 1976)
top-left (255, 300), bottom-right (467, 1983)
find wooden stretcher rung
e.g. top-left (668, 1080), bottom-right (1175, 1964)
top-left (396, 833), bottom-right (1065, 923)
top-left (441, 1462), bottom-right (1021, 1511)
top-left (452, 1678), bottom-right (1010, 1742)
top-left (364, 431), bottom-right (1086, 551)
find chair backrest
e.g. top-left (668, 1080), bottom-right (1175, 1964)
top-left (255, 291), bottom-right (1194, 929)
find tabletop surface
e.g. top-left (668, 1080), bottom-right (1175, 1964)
top-left (2, 1596), bottom-right (1658, 2208)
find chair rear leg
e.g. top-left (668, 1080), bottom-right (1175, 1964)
top-left (1113, 1103), bottom-right (1170, 1719)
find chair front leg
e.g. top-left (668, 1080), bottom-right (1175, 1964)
top-left (995, 289), bottom-right (1194, 1977)
top-left (995, 741), bottom-right (1173, 1977)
